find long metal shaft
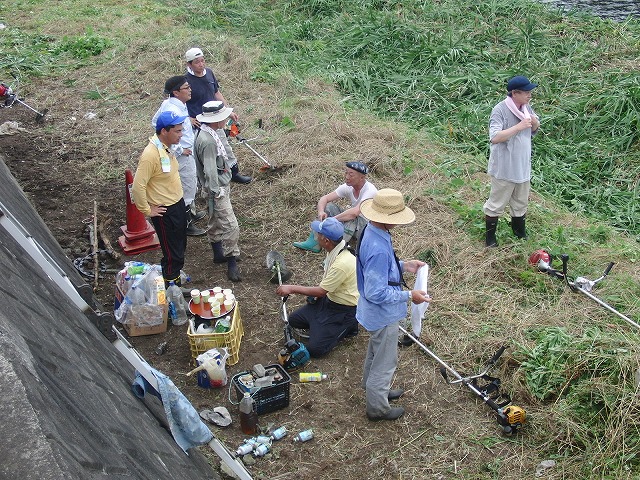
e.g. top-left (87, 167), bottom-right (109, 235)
top-left (574, 287), bottom-right (640, 330)
top-left (239, 139), bottom-right (272, 167)
top-left (15, 97), bottom-right (44, 116)
top-left (398, 325), bottom-right (504, 413)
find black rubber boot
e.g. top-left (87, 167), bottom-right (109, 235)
top-left (227, 256), bottom-right (242, 282)
top-left (231, 163), bottom-right (252, 184)
top-left (485, 216), bottom-right (499, 247)
top-left (511, 215), bottom-right (527, 239)
top-left (186, 221), bottom-right (206, 236)
top-left (211, 241), bottom-right (227, 263)
top-left (186, 206), bottom-right (206, 236)
top-left (191, 209), bottom-right (207, 222)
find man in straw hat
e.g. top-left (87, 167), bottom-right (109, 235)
top-left (293, 161), bottom-right (377, 253)
top-left (193, 101), bottom-right (242, 282)
top-left (357, 188), bottom-right (431, 421)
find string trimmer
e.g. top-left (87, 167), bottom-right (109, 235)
top-left (0, 83), bottom-right (47, 121)
top-left (530, 250), bottom-right (640, 330)
top-left (265, 251), bottom-right (310, 370)
top-left (225, 120), bottom-right (282, 173)
top-left (399, 326), bottom-right (526, 434)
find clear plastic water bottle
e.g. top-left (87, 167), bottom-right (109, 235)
top-left (128, 285), bottom-right (146, 305)
top-left (180, 270), bottom-right (191, 285)
top-left (166, 282), bottom-right (187, 326)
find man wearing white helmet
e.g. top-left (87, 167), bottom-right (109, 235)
top-left (184, 47), bottom-right (251, 184)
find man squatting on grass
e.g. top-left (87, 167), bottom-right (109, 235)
top-left (483, 75), bottom-right (540, 247)
top-left (132, 111), bottom-right (188, 288)
top-left (193, 101), bottom-right (242, 282)
top-left (293, 161), bottom-right (377, 253)
top-left (184, 47), bottom-right (251, 185)
top-left (151, 75), bottom-right (207, 237)
top-left (356, 189), bottom-right (431, 421)
top-left (276, 217), bottom-right (359, 357)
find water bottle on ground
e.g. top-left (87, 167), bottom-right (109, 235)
top-left (166, 281), bottom-right (188, 326)
top-left (239, 392), bottom-right (258, 435)
top-left (293, 429), bottom-right (314, 442)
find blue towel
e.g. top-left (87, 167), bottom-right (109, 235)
top-left (131, 373), bottom-right (161, 400)
top-left (132, 369), bottom-right (213, 453)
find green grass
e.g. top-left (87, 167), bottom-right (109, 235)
top-left (176, 0), bottom-right (640, 235)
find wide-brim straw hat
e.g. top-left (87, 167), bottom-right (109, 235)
top-left (196, 101), bottom-right (233, 123)
top-left (360, 188), bottom-right (415, 225)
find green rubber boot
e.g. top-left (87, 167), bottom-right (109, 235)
top-left (293, 231), bottom-right (321, 253)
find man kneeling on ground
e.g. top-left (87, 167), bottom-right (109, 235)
top-left (276, 217), bottom-right (359, 357)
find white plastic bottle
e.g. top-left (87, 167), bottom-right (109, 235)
top-left (293, 429), bottom-right (314, 442)
top-left (166, 282), bottom-right (188, 326)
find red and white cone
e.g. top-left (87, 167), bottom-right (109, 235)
top-left (117, 169), bottom-right (160, 255)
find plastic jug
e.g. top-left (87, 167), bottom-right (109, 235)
top-left (187, 348), bottom-right (229, 388)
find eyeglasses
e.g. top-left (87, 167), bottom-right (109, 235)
top-left (179, 85), bottom-right (192, 91)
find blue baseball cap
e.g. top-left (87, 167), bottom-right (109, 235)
top-left (507, 75), bottom-right (538, 92)
top-left (156, 111), bottom-right (187, 130)
top-left (310, 217), bottom-right (344, 242)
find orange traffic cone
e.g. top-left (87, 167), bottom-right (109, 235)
top-left (117, 169), bottom-right (161, 255)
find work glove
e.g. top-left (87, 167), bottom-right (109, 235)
top-left (215, 189), bottom-right (226, 200)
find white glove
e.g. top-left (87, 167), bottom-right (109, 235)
top-left (215, 189), bottom-right (226, 199)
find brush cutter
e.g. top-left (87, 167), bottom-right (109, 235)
top-left (265, 251), bottom-right (310, 370)
top-left (0, 83), bottom-right (47, 121)
top-left (225, 120), bottom-right (281, 173)
top-left (531, 250), bottom-right (640, 331)
top-left (399, 326), bottom-right (526, 434)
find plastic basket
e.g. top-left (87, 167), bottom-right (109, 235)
top-left (232, 364), bottom-right (291, 415)
top-left (187, 304), bottom-right (243, 365)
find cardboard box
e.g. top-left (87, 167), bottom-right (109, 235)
top-left (114, 285), bottom-right (168, 337)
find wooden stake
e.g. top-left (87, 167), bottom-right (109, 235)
top-left (93, 200), bottom-right (99, 291)
top-left (99, 216), bottom-right (120, 261)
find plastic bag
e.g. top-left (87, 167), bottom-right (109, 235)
top-left (115, 264), bottom-right (165, 326)
top-left (187, 348), bottom-right (230, 388)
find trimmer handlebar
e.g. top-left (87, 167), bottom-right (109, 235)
top-left (603, 262), bottom-right (615, 276)
top-left (488, 346), bottom-right (507, 366)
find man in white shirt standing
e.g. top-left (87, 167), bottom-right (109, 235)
top-left (151, 75), bottom-right (206, 236)
top-left (294, 161), bottom-right (377, 253)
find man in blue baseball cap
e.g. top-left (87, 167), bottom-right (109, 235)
top-left (293, 161), bottom-right (377, 253)
top-left (132, 110), bottom-right (189, 288)
top-left (483, 75), bottom-right (540, 247)
top-left (277, 217), bottom-right (359, 357)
